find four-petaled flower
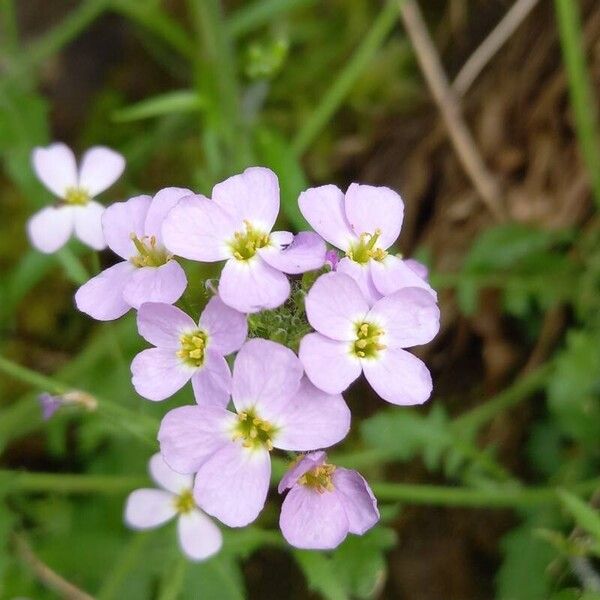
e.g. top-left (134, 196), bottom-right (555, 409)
top-left (75, 188), bottom-right (190, 320)
top-left (131, 298), bottom-right (247, 405)
top-left (125, 453), bottom-right (222, 562)
top-left (278, 451), bottom-right (379, 549)
top-left (299, 272), bottom-right (440, 405)
top-left (162, 167), bottom-right (326, 313)
top-left (28, 143), bottom-right (125, 253)
top-left (158, 339), bottom-right (351, 527)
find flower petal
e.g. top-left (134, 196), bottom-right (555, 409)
top-left (299, 333), bottom-right (360, 394)
top-left (362, 347), bottom-right (433, 405)
top-left (144, 187), bottom-right (192, 243)
top-left (344, 183), bottom-right (403, 250)
top-left (232, 339), bottom-right (302, 418)
top-left (212, 167), bottom-right (279, 231)
top-left (191, 350), bottom-right (232, 408)
top-left (137, 302), bottom-right (196, 349)
top-left (405, 258), bottom-right (429, 280)
top-left (194, 443), bottom-right (271, 527)
top-left (31, 143), bottom-right (77, 198)
top-left (122, 260), bottom-right (187, 309)
top-left (298, 185), bottom-right (355, 251)
top-left (131, 347), bottom-right (192, 402)
top-left (278, 451), bottom-right (327, 493)
top-left (199, 296), bottom-right (247, 356)
top-left (149, 452), bottom-right (193, 494)
top-left (370, 254), bottom-right (437, 299)
top-left (337, 257), bottom-right (382, 306)
top-left (368, 287), bottom-right (440, 349)
top-left (102, 195), bottom-right (151, 259)
top-left (74, 261), bottom-right (134, 321)
top-left (73, 201), bottom-right (106, 250)
top-left (273, 378), bottom-right (350, 452)
top-left (218, 257), bottom-right (290, 313)
top-left (159, 405), bottom-right (235, 473)
top-left (177, 510), bottom-right (223, 561)
top-left (305, 272), bottom-right (368, 340)
top-left (124, 489), bottom-right (176, 529)
top-left (332, 468), bottom-right (379, 535)
top-left (27, 206), bottom-right (74, 253)
top-left (259, 231), bottom-right (326, 275)
top-left (162, 194), bottom-right (237, 261)
top-left (279, 486), bottom-right (348, 550)
top-left (78, 146), bottom-right (125, 197)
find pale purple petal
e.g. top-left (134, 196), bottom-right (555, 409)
top-left (144, 187), bottom-right (192, 243)
top-left (332, 468), bottom-right (379, 535)
top-left (149, 452), bottom-right (193, 494)
top-left (298, 185), bottom-right (355, 251)
top-left (102, 195), bottom-right (151, 259)
top-left (273, 378), bottom-right (350, 452)
top-left (362, 348), bottom-right (433, 406)
top-left (38, 393), bottom-right (63, 421)
top-left (232, 339), bottom-right (302, 417)
top-left (370, 254), bottom-right (437, 299)
top-left (280, 486), bottom-right (348, 550)
top-left (278, 451), bottom-right (327, 493)
top-left (177, 510), bottom-right (223, 561)
top-left (124, 489), bottom-right (176, 530)
top-left (73, 201), bottom-right (106, 250)
top-left (212, 167), bottom-right (279, 231)
top-left (299, 333), bottom-right (361, 394)
top-left (31, 143), bottom-right (77, 198)
top-left (131, 347), bottom-right (193, 402)
top-left (344, 183), bottom-right (403, 250)
top-left (337, 257), bottom-right (382, 306)
top-left (122, 260), bottom-right (187, 309)
top-left (270, 230), bottom-right (294, 246)
top-left (27, 206), bottom-right (74, 253)
top-left (305, 272), bottom-right (368, 341)
top-left (199, 296), bottom-right (247, 356)
top-left (158, 405), bottom-right (235, 473)
top-left (218, 257), bottom-right (290, 313)
top-left (194, 443), bottom-right (271, 527)
top-left (368, 287), bottom-right (440, 349)
top-left (137, 302), bottom-right (196, 349)
top-left (78, 146), bottom-right (125, 197)
top-left (191, 350), bottom-right (232, 408)
top-left (74, 261), bottom-right (135, 321)
top-left (259, 231), bottom-right (326, 274)
top-left (325, 249), bottom-right (340, 270)
top-left (405, 258), bottom-right (429, 280)
top-left (162, 194), bottom-right (237, 261)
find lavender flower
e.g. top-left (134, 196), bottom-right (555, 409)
top-left (37, 390), bottom-right (97, 421)
top-left (38, 393), bottom-right (63, 421)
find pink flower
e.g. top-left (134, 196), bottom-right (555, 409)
top-left (278, 451), bottom-right (378, 550)
top-left (158, 339), bottom-right (350, 528)
top-left (404, 258), bottom-right (429, 281)
top-left (162, 167), bottom-right (326, 313)
top-left (125, 453), bottom-right (222, 562)
top-left (299, 272), bottom-right (440, 405)
top-left (131, 298), bottom-right (247, 404)
top-left (75, 188), bottom-right (190, 321)
top-left (28, 143), bottom-right (124, 253)
top-left (299, 183), bottom-right (435, 304)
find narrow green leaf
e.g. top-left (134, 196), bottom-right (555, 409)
top-left (112, 90), bottom-right (203, 122)
top-left (558, 489), bottom-right (600, 543)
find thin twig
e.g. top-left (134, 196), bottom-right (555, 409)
top-left (452, 0), bottom-right (541, 96)
top-left (12, 532), bottom-right (96, 600)
top-left (398, 0), bottom-right (507, 221)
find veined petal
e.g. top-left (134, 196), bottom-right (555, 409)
top-left (149, 453), bottom-right (193, 495)
top-left (199, 296), bottom-right (247, 356)
top-left (337, 257), bottom-right (382, 307)
top-left (332, 468), bottom-right (379, 535)
top-left (74, 261), bottom-right (134, 321)
top-left (122, 260), bottom-right (187, 309)
top-left (102, 195), bottom-right (151, 259)
top-left (124, 489), bottom-right (176, 530)
top-left (218, 257), bottom-right (290, 313)
top-left (27, 206), bottom-right (74, 254)
top-left (259, 231), bottom-right (326, 275)
top-left (144, 187), bottom-right (193, 243)
top-left (78, 146), bottom-right (125, 197)
top-left (305, 272), bottom-right (368, 340)
top-left (177, 510), bottom-right (223, 561)
top-left (131, 347), bottom-right (192, 402)
top-left (31, 143), bottom-right (77, 198)
top-left (194, 443), bottom-right (271, 527)
top-left (298, 185), bottom-right (355, 251)
top-left (370, 254), bottom-right (437, 299)
top-left (278, 451), bottom-right (327, 493)
top-left (191, 350), bottom-right (232, 408)
top-left (73, 201), bottom-right (106, 250)
top-left (299, 333), bottom-right (361, 394)
top-left (137, 302), bottom-right (196, 349)
top-left (362, 347), bottom-right (432, 406)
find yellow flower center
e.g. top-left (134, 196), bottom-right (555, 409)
top-left (229, 220), bottom-right (270, 261)
top-left (299, 463), bottom-right (336, 493)
top-left (176, 330), bottom-right (208, 368)
top-left (352, 321), bottom-right (386, 359)
top-left (130, 234), bottom-right (171, 268)
top-left (346, 229), bottom-right (387, 264)
top-left (173, 489), bottom-right (195, 514)
top-left (64, 187), bottom-right (90, 206)
top-left (232, 408), bottom-right (276, 451)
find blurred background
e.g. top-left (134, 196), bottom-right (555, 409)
top-left (1, 0), bottom-right (600, 598)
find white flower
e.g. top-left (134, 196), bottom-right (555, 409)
top-left (27, 143), bottom-right (125, 253)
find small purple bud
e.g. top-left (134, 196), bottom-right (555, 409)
top-left (325, 249), bottom-right (340, 270)
top-left (38, 393), bottom-right (63, 421)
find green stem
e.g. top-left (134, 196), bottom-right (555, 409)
top-left (157, 554), bottom-right (187, 600)
top-left (55, 248), bottom-right (90, 285)
top-left (0, 356), bottom-right (67, 395)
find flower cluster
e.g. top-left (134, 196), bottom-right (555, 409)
top-left (30, 144), bottom-right (440, 559)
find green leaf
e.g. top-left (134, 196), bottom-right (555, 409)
top-left (182, 554), bottom-right (245, 600)
top-left (294, 550), bottom-right (349, 600)
top-left (112, 90), bottom-right (204, 122)
top-left (558, 489), bottom-right (600, 543)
